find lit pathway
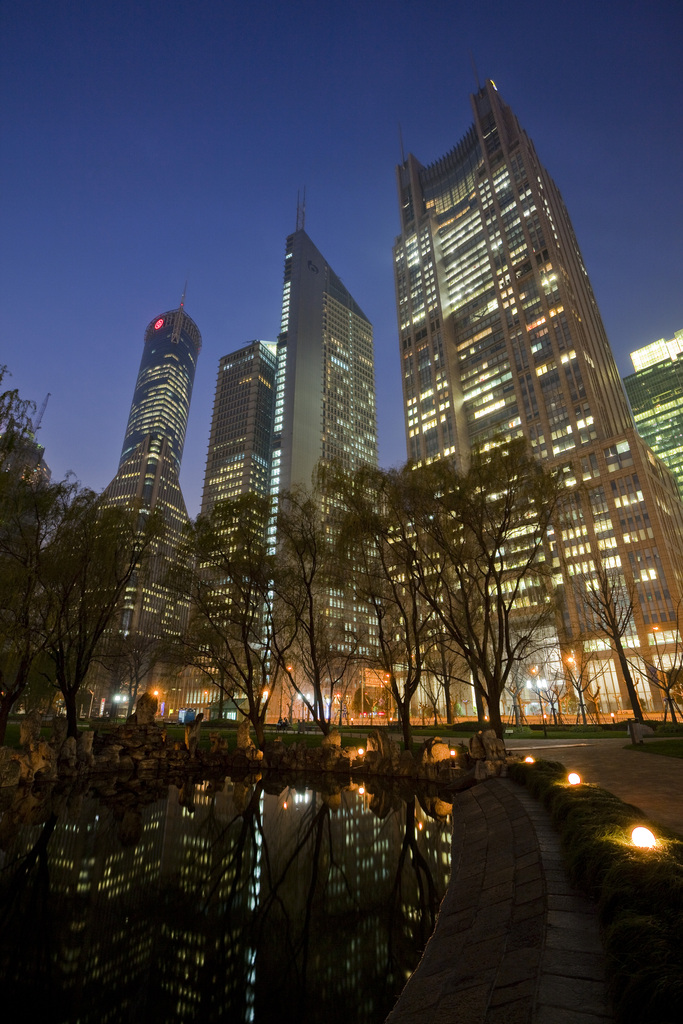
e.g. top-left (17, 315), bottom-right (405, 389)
top-left (386, 778), bottom-right (613, 1024)
top-left (505, 737), bottom-right (683, 836)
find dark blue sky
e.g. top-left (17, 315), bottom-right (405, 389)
top-left (2, 0), bottom-right (682, 516)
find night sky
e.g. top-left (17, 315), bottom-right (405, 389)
top-left (2, 1), bottom-right (681, 517)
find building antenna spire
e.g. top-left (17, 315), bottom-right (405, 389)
top-left (398, 122), bottom-right (405, 164)
top-left (180, 280), bottom-right (188, 309)
top-left (469, 52), bottom-right (481, 90)
top-left (296, 187), bottom-right (306, 232)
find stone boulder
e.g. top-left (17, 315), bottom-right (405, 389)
top-left (469, 729), bottom-right (506, 761)
top-left (20, 709), bottom-right (43, 748)
top-left (0, 748), bottom-right (21, 789)
top-left (127, 691), bottom-right (158, 725)
top-left (236, 719), bottom-right (255, 752)
top-left (184, 713), bottom-right (204, 756)
top-left (419, 736), bottom-right (452, 766)
top-left (366, 729), bottom-right (401, 772)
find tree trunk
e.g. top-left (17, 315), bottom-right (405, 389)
top-left (486, 695), bottom-right (504, 739)
top-left (0, 695), bottom-right (12, 745)
top-left (64, 689), bottom-right (79, 739)
top-left (615, 644), bottom-right (644, 722)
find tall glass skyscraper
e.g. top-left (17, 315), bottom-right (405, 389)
top-left (120, 304), bottom-right (201, 473)
top-left (393, 81), bottom-right (683, 713)
top-left (624, 329), bottom-right (683, 498)
top-left (105, 301), bottom-right (201, 641)
top-left (201, 340), bottom-right (277, 516)
top-left (270, 228), bottom-right (377, 499)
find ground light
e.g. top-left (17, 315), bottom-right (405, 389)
top-left (567, 772), bottom-right (582, 785)
top-left (449, 749), bottom-right (456, 757)
top-left (631, 826), bottom-right (657, 849)
top-left (524, 756), bottom-right (535, 764)
top-left (357, 747), bottom-right (364, 756)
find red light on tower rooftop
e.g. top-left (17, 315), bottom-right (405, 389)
top-left (154, 318), bottom-right (164, 330)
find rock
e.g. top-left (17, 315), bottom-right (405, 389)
top-left (209, 731), bottom-right (228, 753)
top-left (366, 729), bottom-right (401, 772)
top-left (51, 719), bottom-right (68, 751)
top-left (420, 736), bottom-right (451, 765)
top-left (236, 719), bottom-right (255, 752)
top-left (322, 729), bottom-right (342, 748)
top-left (469, 732), bottom-right (487, 760)
top-left (58, 736), bottom-right (78, 772)
top-left (398, 749), bottom-right (416, 776)
top-left (0, 748), bottom-right (21, 789)
top-left (127, 691), bottom-right (158, 725)
top-left (77, 731), bottom-right (95, 767)
top-left (482, 729), bottom-right (506, 760)
top-left (20, 709), bottom-right (43, 748)
top-left (184, 713), bottom-right (204, 756)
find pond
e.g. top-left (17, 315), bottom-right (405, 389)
top-left (0, 772), bottom-right (453, 1023)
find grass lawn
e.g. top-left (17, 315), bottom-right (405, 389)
top-left (626, 738), bottom-right (683, 759)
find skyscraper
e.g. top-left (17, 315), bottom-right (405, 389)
top-left (104, 301), bottom-right (201, 639)
top-left (268, 228), bottom-right (379, 694)
top-left (270, 228), bottom-right (377, 500)
top-left (624, 329), bottom-right (683, 497)
top-left (201, 340), bottom-right (277, 516)
top-left (120, 303), bottom-right (201, 473)
top-left (393, 81), bottom-right (683, 713)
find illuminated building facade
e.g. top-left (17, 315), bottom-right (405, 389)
top-left (267, 229), bottom-right (379, 677)
top-left (624, 329), bottom-right (683, 497)
top-left (201, 340), bottom-right (277, 516)
top-left (270, 228), bottom-right (377, 499)
top-left (104, 303), bottom-right (201, 640)
top-left (394, 81), bottom-right (683, 712)
top-left (120, 304), bottom-right (201, 473)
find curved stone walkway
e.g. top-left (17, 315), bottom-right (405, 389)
top-left (386, 779), bottom-right (613, 1024)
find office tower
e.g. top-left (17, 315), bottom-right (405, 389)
top-left (270, 228), bottom-right (377, 499)
top-left (104, 302), bottom-right (201, 639)
top-left (201, 340), bottom-right (277, 516)
top-left (624, 329), bottom-right (683, 496)
top-left (120, 304), bottom-right (201, 472)
top-left (393, 80), bottom-right (683, 713)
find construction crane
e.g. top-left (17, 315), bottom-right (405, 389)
top-left (31, 392), bottom-right (50, 435)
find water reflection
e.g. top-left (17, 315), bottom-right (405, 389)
top-left (0, 773), bottom-right (452, 1023)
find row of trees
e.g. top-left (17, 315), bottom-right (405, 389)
top-left (172, 439), bottom-right (569, 749)
top-left (175, 437), bottom-right (683, 748)
top-left (4, 361), bottom-right (680, 748)
top-left (1, 366), bottom-right (160, 741)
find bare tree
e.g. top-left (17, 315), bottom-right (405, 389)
top-left (38, 487), bottom-right (159, 738)
top-left (271, 488), bottom-right (359, 736)
top-left (412, 439), bottom-right (563, 739)
top-left (172, 494), bottom-right (286, 749)
top-left (334, 465), bottom-right (437, 749)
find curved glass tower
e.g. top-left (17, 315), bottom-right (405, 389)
top-left (120, 304), bottom-right (202, 473)
top-left (104, 301), bottom-right (201, 644)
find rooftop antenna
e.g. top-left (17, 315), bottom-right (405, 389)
top-left (469, 52), bottom-right (481, 91)
top-left (296, 187), bottom-right (306, 232)
top-left (172, 281), bottom-right (188, 344)
top-left (398, 122), bottom-right (405, 164)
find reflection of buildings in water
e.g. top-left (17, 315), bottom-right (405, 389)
top-left (0, 779), bottom-right (452, 1023)
top-left (257, 786), bottom-right (452, 1019)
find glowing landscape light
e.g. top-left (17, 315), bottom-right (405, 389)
top-left (631, 826), bottom-right (657, 849)
top-left (567, 772), bottom-right (581, 785)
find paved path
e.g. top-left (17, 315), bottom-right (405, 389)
top-left (387, 778), bottom-right (613, 1024)
top-left (505, 737), bottom-right (683, 835)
